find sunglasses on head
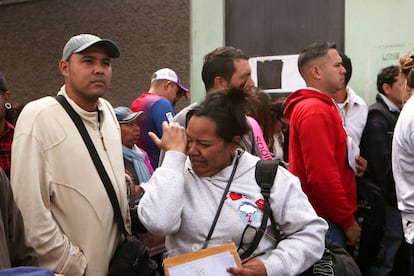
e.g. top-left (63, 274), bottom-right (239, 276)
top-left (278, 118), bottom-right (289, 130)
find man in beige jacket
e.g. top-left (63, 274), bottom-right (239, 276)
top-left (11, 34), bottom-right (129, 276)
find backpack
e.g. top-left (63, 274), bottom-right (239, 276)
top-left (348, 176), bottom-right (385, 265)
top-left (255, 160), bottom-right (361, 276)
top-left (300, 240), bottom-right (361, 276)
top-left (351, 101), bottom-right (392, 265)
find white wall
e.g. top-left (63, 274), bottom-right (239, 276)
top-left (345, 0), bottom-right (414, 104)
top-left (190, 0), bottom-right (224, 103)
top-left (191, 0), bottom-right (414, 105)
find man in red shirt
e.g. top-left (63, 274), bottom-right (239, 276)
top-left (284, 42), bottom-right (361, 247)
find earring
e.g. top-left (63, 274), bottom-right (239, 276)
top-left (4, 102), bottom-right (11, 110)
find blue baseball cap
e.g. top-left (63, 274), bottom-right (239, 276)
top-left (114, 107), bottom-right (143, 124)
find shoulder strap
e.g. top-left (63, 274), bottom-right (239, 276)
top-left (203, 155), bottom-right (240, 249)
top-left (255, 160), bottom-right (279, 201)
top-left (55, 95), bottom-right (129, 238)
top-left (255, 160), bottom-right (282, 240)
top-left (239, 159), bottom-right (279, 259)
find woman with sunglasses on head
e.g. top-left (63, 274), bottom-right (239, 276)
top-left (137, 88), bottom-right (327, 275)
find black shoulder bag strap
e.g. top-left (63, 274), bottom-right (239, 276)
top-left (202, 154), bottom-right (240, 249)
top-left (55, 95), bottom-right (129, 239)
top-left (239, 159), bottom-right (280, 259)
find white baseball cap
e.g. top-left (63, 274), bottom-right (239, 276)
top-left (151, 68), bottom-right (189, 93)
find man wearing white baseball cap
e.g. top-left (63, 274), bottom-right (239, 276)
top-left (130, 68), bottom-right (189, 169)
top-left (11, 34), bottom-right (128, 276)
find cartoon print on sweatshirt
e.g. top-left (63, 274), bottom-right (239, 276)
top-left (228, 191), bottom-right (264, 226)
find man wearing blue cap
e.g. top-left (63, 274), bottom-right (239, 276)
top-left (11, 34), bottom-right (128, 276)
top-left (114, 106), bottom-right (153, 204)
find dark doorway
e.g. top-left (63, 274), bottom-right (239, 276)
top-left (225, 0), bottom-right (344, 93)
top-left (225, 0), bottom-right (344, 57)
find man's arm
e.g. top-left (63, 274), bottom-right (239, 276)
top-left (150, 99), bottom-right (176, 136)
top-left (360, 112), bottom-right (392, 187)
top-left (298, 112), bottom-right (356, 229)
top-left (300, 112), bottom-right (361, 245)
top-left (0, 168), bottom-right (38, 267)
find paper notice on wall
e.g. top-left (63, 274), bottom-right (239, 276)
top-left (249, 54), bottom-right (305, 93)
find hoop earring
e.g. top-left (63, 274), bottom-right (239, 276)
top-left (4, 103), bottom-right (11, 110)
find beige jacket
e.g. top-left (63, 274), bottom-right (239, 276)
top-left (11, 86), bottom-right (129, 276)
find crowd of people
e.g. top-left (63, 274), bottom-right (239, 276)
top-left (0, 33), bottom-right (413, 276)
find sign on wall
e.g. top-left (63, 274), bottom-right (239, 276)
top-left (249, 54), bottom-right (305, 93)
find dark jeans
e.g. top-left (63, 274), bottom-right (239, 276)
top-left (363, 205), bottom-right (410, 276)
top-left (326, 219), bottom-right (346, 248)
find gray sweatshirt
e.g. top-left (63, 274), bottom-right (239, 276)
top-left (139, 150), bottom-right (327, 275)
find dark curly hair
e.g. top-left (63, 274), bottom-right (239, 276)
top-left (376, 65), bottom-right (399, 95)
top-left (202, 47), bottom-right (249, 91)
top-left (186, 88), bottom-right (250, 144)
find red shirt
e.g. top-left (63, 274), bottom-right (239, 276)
top-left (0, 121), bottom-right (14, 178)
top-left (285, 89), bottom-right (357, 229)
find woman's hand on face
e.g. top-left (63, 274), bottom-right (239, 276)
top-left (149, 121), bottom-right (187, 153)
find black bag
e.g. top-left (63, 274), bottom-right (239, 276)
top-left (349, 176), bottom-right (385, 265)
top-left (109, 235), bottom-right (157, 276)
top-left (300, 240), bottom-right (361, 276)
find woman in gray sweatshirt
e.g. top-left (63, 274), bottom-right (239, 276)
top-left (138, 88), bottom-right (327, 276)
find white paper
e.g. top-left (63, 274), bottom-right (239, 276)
top-left (347, 136), bottom-right (360, 173)
top-left (248, 54), bottom-right (306, 93)
top-left (168, 251), bottom-right (236, 276)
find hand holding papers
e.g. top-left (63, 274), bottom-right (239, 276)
top-left (163, 243), bottom-right (242, 276)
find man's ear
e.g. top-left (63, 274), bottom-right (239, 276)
top-left (165, 80), bottom-right (172, 88)
top-left (163, 80), bottom-right (176, 92)
top-left (213, 76), bottom-right (228, 89)
top-left (59, 59), bottom-right (69, 77)
top-left (382, 83), bottom-right (391, 96)
top-left (310, 65), bottom-right (322, 80)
